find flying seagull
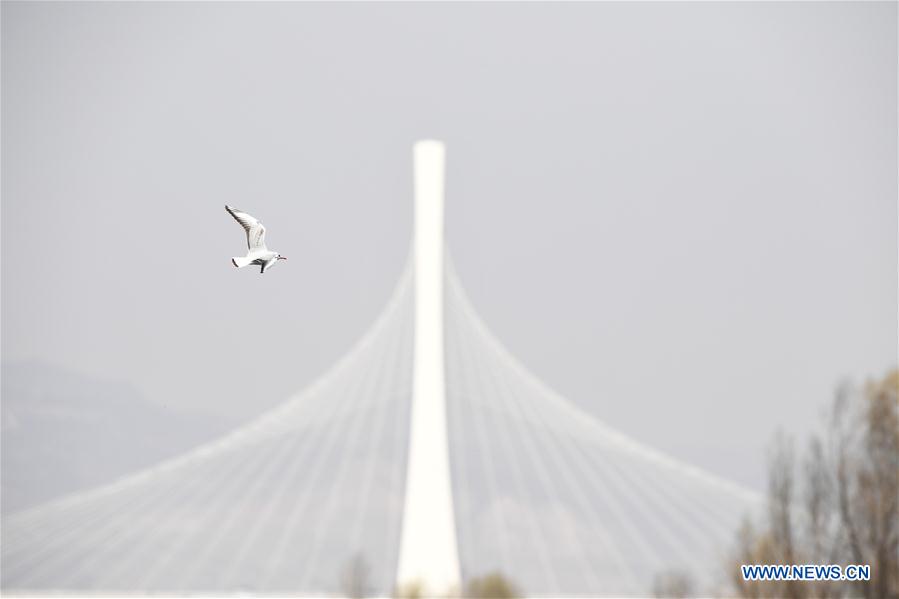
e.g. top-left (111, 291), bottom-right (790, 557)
top-left (225, 205), bottom-right (287, 273)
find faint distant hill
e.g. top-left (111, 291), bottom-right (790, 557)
top-left (1, 361), bottom-right (234, 514)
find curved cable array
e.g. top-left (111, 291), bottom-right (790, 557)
top-left (444, 259), bottom-right (760, 596)
top-left (2, 264), bottom-right (414, 595)
top-left (1, 255), bottom-right (760, 596)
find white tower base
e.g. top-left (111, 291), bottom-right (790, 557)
top-left (395, 140), bottom-right (461, 594)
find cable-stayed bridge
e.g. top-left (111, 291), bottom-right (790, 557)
top-left (1, 142), bottom-right (760, 597)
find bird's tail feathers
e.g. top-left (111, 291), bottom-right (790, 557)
top-left (232, 256), bottom-right (252, 268)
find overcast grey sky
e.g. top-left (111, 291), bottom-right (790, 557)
top-left (2, 1), bottom-right (896, 490)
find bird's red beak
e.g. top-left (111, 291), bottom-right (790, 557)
top-left (278, 256), bottom-right (287, 260)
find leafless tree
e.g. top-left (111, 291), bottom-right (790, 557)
top-left (652, 569), bottom-right (695, 598)
top-left (340, 553), bottom-right (371, 599)
top-left (729, 369), bottom-right (898, 599)
top-left (464, 572), bottom-right (520, 599)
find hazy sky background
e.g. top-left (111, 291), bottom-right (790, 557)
top-left (2, 2), bottom-right (896, 491)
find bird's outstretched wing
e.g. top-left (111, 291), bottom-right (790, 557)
top-left (225, 205), bottom-right (267, 251)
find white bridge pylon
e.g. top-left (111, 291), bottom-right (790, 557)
top-left (396, 140), bottom-right (461, 594)
top-left (1, 141), bottom-right (761, 597)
